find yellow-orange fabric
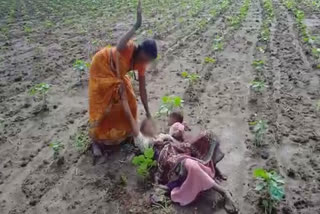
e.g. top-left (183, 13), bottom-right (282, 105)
top-left (89, 40), bottom-right (146, 143)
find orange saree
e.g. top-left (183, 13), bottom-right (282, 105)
top-left (89, 40), bottom-right (146, 144)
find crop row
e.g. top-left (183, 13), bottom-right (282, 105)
top-left (283, 0), bottom-right (320, 68)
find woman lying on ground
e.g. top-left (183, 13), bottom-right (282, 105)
top-left (88, 0), bottom-right (157, 162)
top-left (121, 90), bottom-right (238, 213)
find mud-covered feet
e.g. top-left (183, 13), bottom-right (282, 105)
top-left (224, 192), bottom-right (238, 214)
top-left (92, 143), bottom-right (107, 165)
top-left (215, 167), bottom-right (228, 181)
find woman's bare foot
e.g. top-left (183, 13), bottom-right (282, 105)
top-left (224, 191), bottom-right (238, 214)
top-left (92, 142), bottom-right (107, 165)
top-left (215, 167), bottom-right (227, 181)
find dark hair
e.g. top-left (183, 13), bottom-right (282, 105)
top-left (140, 118), bottom-right (154, 132)
top-left (169, 112), bottom-right (184, 123)
top-left (138, 39), bottom-right (157, 59)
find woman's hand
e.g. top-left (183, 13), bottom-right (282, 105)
top-left (134, 0), bottom-right (142, 30)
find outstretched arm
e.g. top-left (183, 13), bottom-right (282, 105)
top-left (117, 0), bottom-right (142, 51)
top-left (139, 75), bottom-right (151, 118)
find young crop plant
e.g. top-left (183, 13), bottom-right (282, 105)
top-left (252, 60), bottom-right (265, 71)
top-left (253, 168), bottom-right (285, 214)
top-left (156, 95), bottom-right (184, 116)
top-left (228, 0), bottom-right (250, 28)
top-left (73, 59), bottom-right (90, 82)
top-left (312, 48), bottom-right (320, 58)
top-left (29, 83), bottom-right (51, 109)
top-left (212, 35), bottom-right (224, 51)
top-left (24, 26), bottom-right (32, 34)
top-left (49, 141), bottom-right (65, 160)
top-left (250, 80), bottom-right (266, 92)
top-left (316, 100), bottom-right (320, 112)
top-left (250, 120), bottom-right (268, 146)
top-left (74, 132), bottom-right (90, 153)
top-left (181, 71), bottom-right (200, 84)
top-left (132, 148), bottom-right (157, 178)
top-left (204, 57), bottom-right (216, 64)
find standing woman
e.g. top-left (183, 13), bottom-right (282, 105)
top-left (88, 0), bottom-right (157, 159)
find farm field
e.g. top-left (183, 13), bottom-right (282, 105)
top-left (0, 0), bottom-right (320, 213)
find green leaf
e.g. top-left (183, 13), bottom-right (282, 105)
top-left (253, 168), bottom-right (269, 180)
top-left (162, 96), bottom-right (170, 103)
top-left (132, 155), bottom-right (145, 165)
top-left (269, 184), bottom-right (285, 201)
top-left (255, 182), bottom-right (266, 191)
top-left (144, 148), bottom-right (154, 159)
top-left (181, 71), bottom-right (189, 78)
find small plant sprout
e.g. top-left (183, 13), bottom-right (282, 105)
top-left (250, 80), bottom-right (266, 92)
top-left (29, 83), bottom-right (50, 109)
top-left (24, 26), bottom-right (32, 34)
top-left (132, 148), bottom-right (157, 177)
top-left (250, 120), bottom-right (268, 146)
top-left (73, 59), bottom-right (90, 82)
top-left (157, 95), bottom-right (184, 116)
top-left (204, 57), bottom-right (216, 64)
top-left (181, 71), bottom-right (200, 84)
top-left (212, 35), bottom-right (224, 51)
top-left (312, 48), bottom-right (320, 58)
top-left (252, 60), bottom-right (265, 71)
top-left (49, 141), bottom-right (64, 160)
top-left (316, 100), bottom-right (320, 112)
top-left (74, 132), bottom-right (90, 153)
top-left (257, 47), bottom-right (265, 53)
top-left (253, 168), bottom-right (285, 214)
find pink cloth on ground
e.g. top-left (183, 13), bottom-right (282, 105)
top-left (170, 158), bottom-right (216, 206)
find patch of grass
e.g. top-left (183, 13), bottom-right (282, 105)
top-left (74, 132), bottom-right (90, 153)
top-left (24, 26), bottom-right (32, 34)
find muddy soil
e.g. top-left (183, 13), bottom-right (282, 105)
top-left (0, 0), bottom-right (319, 213)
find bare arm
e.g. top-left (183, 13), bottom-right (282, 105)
top-left (116, 0), bottom-right (142, 51)
top-left (121, 84), bottom-right (139, 137)
top-left (139, 75), bottom-right (151, 118)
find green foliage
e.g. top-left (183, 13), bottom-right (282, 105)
top-left (181, 71), bottom-right (200, 84)
top-left (250, 120), bottom-right (268, 146)
top-left (212, 35), bottom-right (224, 51)
top-left (257, 47), bottom-right (265, 53)
top-left (157, 95), bottom-right (184, 116)
top-left (312, 48), bottom-right (320, 58)
top-left (45, 20), bottom-right (53, 28)
top-left (24, 26), bottom-right (32, 34)
top-left (74, 132), bottom-right (90, 153)
top-left (254, 168), bottom-right (285, 214)
top-left (250, 80), bottom-right (266, 92)
top-left (29, 83), bottom-right (50, 96)
top-left (49, 141), bottom-right (64, 159)
top-left (316, 100), bottom-right (320, 111)
top-left (132, 148), bottom-right (157, 177)
top-left (252, 60), bottom-right (265, 71)
top-left (204, 57), bottom-right (216, 64)
top-left (228, 0), bottom-right (250, 28)
top-left (73, 59), bottom-right (90, 72)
